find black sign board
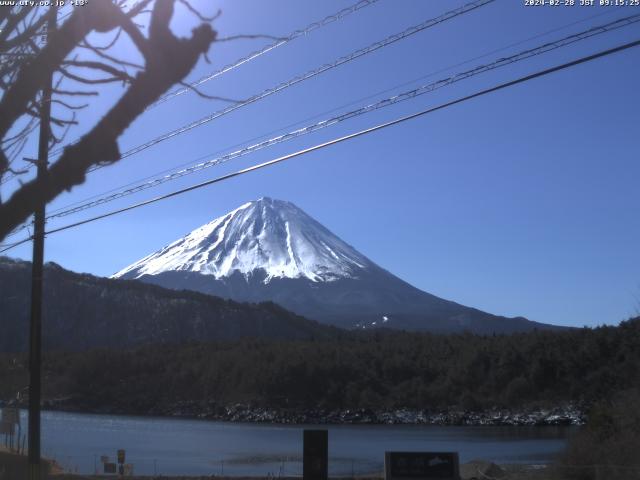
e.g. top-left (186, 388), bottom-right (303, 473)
top-left (104, 462), bottom-right (117, 474)
top-left (303, 429), bottom-right (328, 480)
top-left (1, 407), bottom-right (19, 424)
top-left (0, 421), bottom-right (14, 435)
top-left (385, 452), bottom-right (460, 480)
top-left (117, 449), bottom-right (126, 464)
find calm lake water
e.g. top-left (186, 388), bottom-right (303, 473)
top-left (16, 410), bottom-right (577, 476)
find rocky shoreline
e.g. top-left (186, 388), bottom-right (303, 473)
top-left (167, 403), bottom-right (586, 426)
top-left (2, 398), bottom-right (586, 426)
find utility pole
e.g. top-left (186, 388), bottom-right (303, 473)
top-left (28, 5), bottom-right (56, 480)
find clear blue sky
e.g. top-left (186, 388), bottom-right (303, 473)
top-left (4, 0), bottom-right (640, 327)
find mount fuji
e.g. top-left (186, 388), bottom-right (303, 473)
top-left (114, 197), bottom-right (558, 334)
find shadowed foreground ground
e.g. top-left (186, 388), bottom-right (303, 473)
top-left (4, 446), bottom-right (638, 479)
top-left (0, 454), bottom-right (578, 480)
top-left (46, 465), bottom-right (640, 479)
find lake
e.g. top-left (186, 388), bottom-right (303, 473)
top-left (15, 410), bottom-right (577, 476)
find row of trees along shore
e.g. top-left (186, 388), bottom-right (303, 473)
top-left (1, 317), bottom-right (639, 413)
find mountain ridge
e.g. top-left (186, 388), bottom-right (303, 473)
top-left (0, 256), bottom-right (336, 352)
top-left (115, 197), bottom-right (562, 334)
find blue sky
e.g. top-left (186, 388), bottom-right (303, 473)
top-left (3, 0), bottom-right (640, 327)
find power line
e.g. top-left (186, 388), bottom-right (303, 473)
top-left (36, 13), bottom-right (640, 222)
top-left (3, 0), bottom-right (381, 183)
top-left (85, 0), bottom-right (495, 170)
top-left (3, 9), bottom-right (631, 239)
top-left (0, 0), bottom-right (498, 219)
top-left (153, 0), bottom-right (381, 107)
top-left (0, 237), bottom-right (32, 253)
top-left (3, 36), bottom-right (638, 252)
top-left (39, 6), bottom-right (622, 220)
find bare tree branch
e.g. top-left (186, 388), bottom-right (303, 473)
top-left (7, 166), bottom-right (30, 176)
top-left (1, 117), bottom-right (38, 144)
top-left (51, 99), bottom-right (89, 110)
top-left (177, 80), bottom-right (242, 103)
top-left (62, 60), bottom-right (135, 83)
top-left (178, 0), bottom-right (221, 22)
top-left (50, 112), bottom-right (75, 148)
top-left (0, 7), bottom-right (34, 45)
top-left (58, 66), bottom-right (130, 85)
top-left (49, 116), bottom-right (78, 127)
top-left (79, 39), bottom-right (144, 70)
top-left (126, 0), bottom-right (155, 18)
top-left (0, 0), bottom-right (217, 239)
top-left (0, 2), bottom-right (125, 140)
top-left (83, 28), bottom-right (123, 51)
top-left (0, 9), bottom-right (49, 53)
top-left (52, 88), bottom-right (99, 96)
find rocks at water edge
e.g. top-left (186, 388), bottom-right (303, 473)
top-left (37, 398), bottom-right (584, 426)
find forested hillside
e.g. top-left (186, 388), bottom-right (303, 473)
top-left (1, 317), bottom-right (638, 416)
top-left (0, 257), bottom-right (336, 352)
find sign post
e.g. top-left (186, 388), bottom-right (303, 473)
top-left (1, 407), bottom-right (19, 425)
top-left (303, 429), bottom-right (328, 480)
top-left (1, 407), bottom-right (19, 450)
top-left (117, 449), bottom-right (126, 477)
top-left (384, 452), bottom-right (460, 480)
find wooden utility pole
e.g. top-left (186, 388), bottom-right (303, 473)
top-left (28, 5), bottom-right (56, 480)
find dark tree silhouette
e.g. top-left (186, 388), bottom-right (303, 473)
top-left (0, 0), bottom-right (219, 241)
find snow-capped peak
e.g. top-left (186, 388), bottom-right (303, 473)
top-left (112, 197), bottom-right (373, 283)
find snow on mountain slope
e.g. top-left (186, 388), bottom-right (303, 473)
top-left (113, 197), bottom-right (373, 283)
top-left (111, 197), bottom-right (560, 334)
